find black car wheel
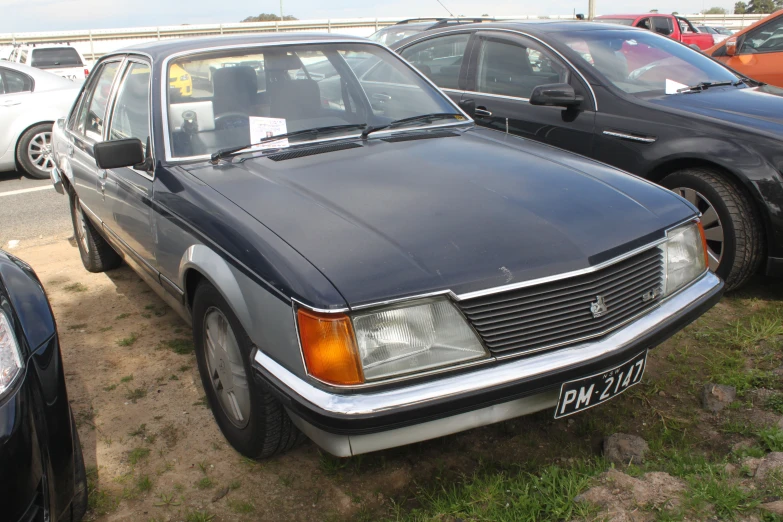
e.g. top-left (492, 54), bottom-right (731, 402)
top-left (69, 192), bottom-right (122, 273)
top-left (192, 281), bottom-right (304, 459)
top-left (16, 123), bottom-right (56, 179)
top-left (661, 168), bottom-right (763, 290)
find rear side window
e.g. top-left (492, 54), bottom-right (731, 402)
top-left (0, 67), bottom-right (33, 94)
top-left (400, 33), bottom-right (471, 89)
top-left (31, 48), bottom-right (83, 68)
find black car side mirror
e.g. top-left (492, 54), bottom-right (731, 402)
top-left (94, 138), bottom-right (145, 170)
top-left (529, 83), bottom-right (583, 108)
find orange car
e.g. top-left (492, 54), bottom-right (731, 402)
top-left (706, 9), bottom-right (783, 87)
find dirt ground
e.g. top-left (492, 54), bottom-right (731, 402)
top-left (10, 235), bottom-right (783, 522)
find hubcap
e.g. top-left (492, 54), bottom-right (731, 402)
top-left (27, 132), bottom-right (54, 172)
top-left (73, 199), bottom-right (90, 253)
top-left (203, 307), bottom-right (250, 429)
top-left (673, 187), bottom-right (723, 271)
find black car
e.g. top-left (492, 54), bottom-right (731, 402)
top-left (370, 18), bottom-right (497, 47)
top-left (51, 33), bottom-right (721, 458)
top-left (392, 21), bottom-right (783, 290)
top-left (0, 250), bottom-right (87, 521)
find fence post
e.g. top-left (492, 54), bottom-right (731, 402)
top-left (375, 18), bottom-right (378, 31)
top-left (157, 27), bottom-right (161, 40)
top-left (275, 21), bottom-right (279, 32)
top-left (328, 19), bottom-right (331, 33)
top-left (89, 30), bottom-right (94, 62)
top-left (219, 24), bottom-right (223, 35)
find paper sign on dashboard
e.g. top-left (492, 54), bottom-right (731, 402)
top-left (249, 117), bottom-right (289, 149)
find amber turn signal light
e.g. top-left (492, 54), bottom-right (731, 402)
top-left (296, 308), bottom-right (364, 385)
top-left (697, 220), bottom-right (709, 269)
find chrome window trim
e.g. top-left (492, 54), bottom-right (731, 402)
top-left (257, 270), bottom-right (720, 414)
top-left (159, 39), bottom-right (472, 163)
top-left (603, 130), bottom-right (657, 143)
top-left (396, 27), bottom-right (599, 111)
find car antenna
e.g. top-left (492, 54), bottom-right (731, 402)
top-left (435, 0), bottom-right (455, 17)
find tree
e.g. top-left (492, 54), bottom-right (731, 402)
top-left (672, 11), bottom-right (679, 14)
top-left (241, 13), bottom-right (298, 22)
top-left (649, 8), bottom-right (659, 12)
top-left (734, 1), bottom-right (748, 12)
top-left (748, 0), bottom-right (776, 12)
top-left (702, 6), bottom-right (727, 13)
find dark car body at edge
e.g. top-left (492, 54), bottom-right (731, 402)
top-left (0, 250), bottom-right (86, 522)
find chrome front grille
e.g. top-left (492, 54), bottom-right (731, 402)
top-left (458, 247), bottom-right (665, 356)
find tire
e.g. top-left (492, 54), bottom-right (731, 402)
top-left (16, 123), bottom-right (55, 179)
top-left (70, 418), bottom-right (88, 522)
top-left (69, 192), bottom-right (122, 273)
top-left (192, 281), bottom-right (304, 459)
top-left (661, 168), bottom-right (763, 290)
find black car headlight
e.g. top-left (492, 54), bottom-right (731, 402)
top-left (0, 311), bottom-right (23, 397)
top-left (661, 220), bottom-right (709, 296)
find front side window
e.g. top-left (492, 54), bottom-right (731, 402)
top-left (76, 61), bottom-right (121, 141)
top-left (108, 62), bottom-right (151, 155)
top-left (30, 47), bottom-right (83, 69)
top-left (400, 33), bottom-right (470, 89)
top-left (741, 17), bottom-right (783, 54)
top-left (559, 30), bottom-right (739, 96)
top-left (166, 43), bottom-right (463, 158)
top-left (476, 37), bottom-right (568, 99)
top-left (636, 18), bottom-right (652, 31)
top-left (0, 68), bottom-right (33, 94)
top-left (653, 17), bottom-right (674, 36)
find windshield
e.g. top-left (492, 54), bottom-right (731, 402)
top-left (31, 47), bottom-right (83, 68)
top-left (370, 26), bottom-right (427, 46)
top-left (557, 30), bottom-right (739, 95)
top-left (166, 43), bottom-right (463, 159)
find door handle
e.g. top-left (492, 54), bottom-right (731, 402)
top-left (474, 107), bottom-right (492, 117)
top-left (67, 142), bottom-right (74, 157)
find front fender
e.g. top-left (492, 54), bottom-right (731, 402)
top-left (0, 253), bottom-right (55, 355)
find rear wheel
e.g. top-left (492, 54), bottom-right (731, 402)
top-left (192, 281), bottom-right (304, 459)
top-left (661, 168), bottom-right (763, 290)
top-left (16, 123), bottom-right (55, 179)
top-left (69, 192), bottom-right (122, 273)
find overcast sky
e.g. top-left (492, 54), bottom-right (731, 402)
top-left (0, 0), bottom-right (738, 33)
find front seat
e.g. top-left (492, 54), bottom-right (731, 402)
top-left (212, 66), bottom-right (257, 116)
top-left (265, 52), bottom-right (321, 122)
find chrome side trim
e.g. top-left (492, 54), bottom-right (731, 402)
top-left (603, 130), bottom-right (657, 143)
top-left (254, 270), bottom-right (720, 416)
top-left (50, 166), bottom-right (64, 195)
top-left (289, 388), bottom-right (560, 456)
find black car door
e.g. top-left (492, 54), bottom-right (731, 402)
top-left (460, 31), bottom-right (596, 156)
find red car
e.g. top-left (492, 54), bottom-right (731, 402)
top-left (596, 14), bottom-right (716, 50)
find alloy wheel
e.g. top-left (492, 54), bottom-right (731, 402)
top-left (203, 307), bottom-right (251, 429)
top-left (27, 132), bottom-right (54, 173)
top-left (673, 187), bottom-right (723, 271)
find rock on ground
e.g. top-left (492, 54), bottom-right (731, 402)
top-left (754, 452), bottom-right (783, 480)
top-left (701, 383), bottom-right (736, 412)
top-left (761, 500), bottom-right (783, 515)
top-left (575, 469), bottom-right (686, 522)
top-left (603, 433), bottom-right (649, 465)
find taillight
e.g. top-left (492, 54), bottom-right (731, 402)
top-left (84, 68), bottom-right (89, 78)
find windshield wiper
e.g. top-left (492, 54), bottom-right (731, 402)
top-left (361, 113), bottom-right (465, 139)
top-left (210, 124), bottom-right (368, 163)
top-left (677, 81), bottom-right (736, 93)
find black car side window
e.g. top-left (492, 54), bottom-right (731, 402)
top-left (400, 33), bottom-right (471, 89)
top-left (75, 60), bottom-right (122, 142)
top-left (0, 68), bottom-right (33, 94)
top-left (476, 37), bottom-right (568, 100)
top-left (108, 61), bottom-right (151, 156)
top-left (740, 17), bottom-right (783, 54)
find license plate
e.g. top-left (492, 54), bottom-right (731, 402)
top-left (554, 351), bottom-right (647, 419)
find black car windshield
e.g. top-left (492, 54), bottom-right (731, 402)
top-left (166, 42), bottom-right (463, 158)
top-left (556, 30), bottom-right (739, 96)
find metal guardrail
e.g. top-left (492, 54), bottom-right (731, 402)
top-left (0, 13), bottom-right (768, 62)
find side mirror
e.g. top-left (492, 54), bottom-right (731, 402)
top-left (94, 138), bottom-right (145, 170)
top-left (725, 36), bottom-right (737, 56)
top-left (529, 83), bottom-right (583, 108)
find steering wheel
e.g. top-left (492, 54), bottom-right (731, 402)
top-left (214, 112), bottom-right (250, 130)
top-left (627, 59), bottom-right (668, 80)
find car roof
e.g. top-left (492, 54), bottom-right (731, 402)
top-left (112, 33), bottom-right (370, 61)
top-left (391, 20), bottom-right (647, 41)
top-left (0, 60), bottom-right (81, 90)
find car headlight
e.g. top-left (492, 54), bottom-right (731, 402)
top-left (180, 74), bottom-right (189, 81)
top-left (296, 299), bottom-right (488, 385)
top-left (661, 220), bottom-right (708, 296)
top-left (0, 311), bottom-right (23, 397)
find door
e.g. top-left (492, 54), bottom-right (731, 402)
top-left (66, 59), bottom-right (123, 219)
top-left (103, 59), bottom-right (157, 279)
top-left (722, 14), bottom-right (783, 87)
top-left (461, 32), bottom-right (596, 156)
top-left (0, 67), bottom-right (34, 164)
top-left (397, 32), bottom-right (473, 107)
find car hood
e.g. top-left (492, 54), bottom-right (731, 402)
top-left (191, 128), bottom-right (694, 307)
top-left (648, 85), bottom-right (783, 137)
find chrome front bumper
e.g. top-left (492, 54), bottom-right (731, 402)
top-left (50, 167), bottom-right (64, 195)
top-left (254, 271), bottom-right (723, 456)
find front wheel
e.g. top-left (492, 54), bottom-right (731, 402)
top-left (192, 281), bottom-right (304, 459)
top-left (661, 168), bottom-right (763, 290)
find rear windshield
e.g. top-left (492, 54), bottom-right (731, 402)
top-left (31, 48), bottom-right (83, 68)
top-left (597, 18), bottom-right (636, 26)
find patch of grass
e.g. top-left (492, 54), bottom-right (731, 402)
top-left (765, 393), bottom-right (783, 414)
top-left (704, 348), bottom-right (776, 395)
top-left (99, 326), bottom-right (113, 332)
top-left (117, 333), bottom-right (139, 347)
top-left (120, 374), bottom-right (134, 383)
top-left (758, 427), bottom-right (783, 452)
top-left (154, 492), bottom-right (181, 507)
top-left (128, 447), bottom-right (151, 466)
top-left (279, 473), bottom-right (294, 487)
top-left (64, 282), bottom-right (88, 293)
top-left (185, 511), bottom-right (214, 522)
top-left (229, 479), bottom-right (241, 490)
top-left (128, 424), bottom-right (147, 437)
top-left (161, 338), bottom-right (194, 355)
top-left (86, 467), bottom-right (119, 515)
top-left (140, 313), bottom-right (151, 319)
top-left (159, 423), bottom-right (179, 448)
top-left (136, 474), bottom-right (153, 492)
top-left (126, 387), bottom-right (147, 402)
top-left (67, 323), bottom-right (88, 330)
top-left (168, 374), bottom-right (179, 381)
top-left (686, 468), bottom-right (759, 519)
top-left (193, 396), bottom-right (208, 408)
top-left (197, 459), bottom-right (210, 474)
top-left (228, 499), bottom-right (255, 514)
top-left (115, 312), bottom-right (132, 320)
top-left (195, 477), bottom-right (214, 489)
top-left (103, 384), bottom-right (117, 392)
top-left (178, 364), bottom-right (191, 372)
